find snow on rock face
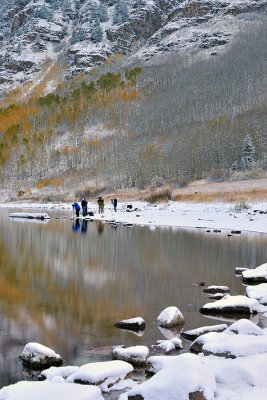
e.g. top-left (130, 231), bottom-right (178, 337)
top-left (156, 306), bottom-right (184, 328)
top-left (0, 381), bottom-right (103, 400)
top-left (66, 360), bottom-right (133, 391)
top-left (19, 342), bottom-right (62, 369)
top-left (112, 346), bottom-right (149, 367)
top-left (242, 263), bottom-right (267, 283)
top-left (246, 283), bottom-right (267, 305)
top-left (200, 295), bottom-right (261, 315)
top-left (126, 352), bottom-right (216, 400)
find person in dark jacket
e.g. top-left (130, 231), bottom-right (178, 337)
top-left (72, 202), bottom-right (80, 218)
top-left (113, 198), bottom-right (118, 212)
top-left (81, 198), bottom-right (88, 217)
top-left (97, 196), bottom-right (104, 214)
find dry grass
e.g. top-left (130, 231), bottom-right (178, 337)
top-left (173, 188), bottom-right (267, 203)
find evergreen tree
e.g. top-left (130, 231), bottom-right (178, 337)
top-left (98, 4), bottom-right (109, 22)
top-left (112, 0), bottom-right (129, 25)
top-left (91, 18), bottom-right (103, 43)
top-left (133, 0), bottom-right (146, 8)
top-left (240, 135), bottom-right (256, 170)
top-left (36, 6), bottom-right (54, 20)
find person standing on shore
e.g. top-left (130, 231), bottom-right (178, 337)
top-left (113, 198), bottom-right (118, 212)
top-left (97, 196), bottom-right (104, 214)
top-left (81, 198), bottom-right (88, 217)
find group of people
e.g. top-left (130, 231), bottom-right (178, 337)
top-left (72, 196), bottom-right (118, 218)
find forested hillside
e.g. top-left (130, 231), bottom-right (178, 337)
top-left (0, 0), bottom-right (266, 198)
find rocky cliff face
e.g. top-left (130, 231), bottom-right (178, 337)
top-left (0, 0), bottom-right (266, 93)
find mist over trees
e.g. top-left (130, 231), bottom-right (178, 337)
top-left (0, 19), bottom-right (266, 193)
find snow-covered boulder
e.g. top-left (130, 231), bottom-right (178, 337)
top-left (151, 337), bottom-right (182, 353)
top-left (190, 319), bottom-right (264, 354)
top-left (242, 263), bottom-right (267, 283)
top-left (114, 317), bottom-right (145, 331)
top-left (190, 332), bottom-right (223, 354)
top-left (66, 360), bottom-right (133, 391)
top-left (0, 381), bottom-right (103, 400)
top-left (203, 332), bottom-right (267, 359)
top-left (223, 319), bottom-right (264, 336)
top-left (246, 283), bottom-right (267, 305)
top-left (9, 212), bottom-right (50, 220)
top-left (112, 346), bottom-right (149, 367)
top-left (39, 366), bottom-right (79, 381)
top-left (156, 306), bottom-right (184, 328)
top-left (203, 285), bottom-right (230, 294)
top-left (19, 343), bottom-right (62, 369)
top-left (181, 324), bottom-right (227, 341)
top-left (145, 354), bottom-right (186, 374)
top-left (125, 353), bottom-right (216, 400)
top-left (200, 295), bottom-right (260, 315)
top-left (190, 319), bottom-right (267, 358)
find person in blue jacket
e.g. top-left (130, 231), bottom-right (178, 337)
top-left (72, 202), bottom-right (80, 218)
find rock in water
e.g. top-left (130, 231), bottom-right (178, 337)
top-left (19, 342), bottom-right (62, 369)
top-left (156, 306), bottom-right (184, 328)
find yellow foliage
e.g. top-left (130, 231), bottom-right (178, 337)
top-left (36, 177), bottom-right (63, 189)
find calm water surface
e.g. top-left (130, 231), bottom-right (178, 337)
top-left (1, 207), bottom-right (267, 389)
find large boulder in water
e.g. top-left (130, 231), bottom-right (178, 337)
top-left (19, 342), bottom-right (63, 369)
top-left (156, 306), bottom-right (184, 328)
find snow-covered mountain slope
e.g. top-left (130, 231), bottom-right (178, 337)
top-left (0, 0), bottom-right (266, 94)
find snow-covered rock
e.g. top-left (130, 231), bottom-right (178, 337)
top-left (151, 337), bottom-right (183, 353)
top-left (181, 324), bottom-right (227, 341)
top-left (0, 380), bottom-right (103, 400)
top-left (19, 342), bottom-right (62, 369)
top-left (246, 283), bottom-right (267, 305)
top-left (114, 317), bottom-right (146, 331)
top-left (124, 353), bottom-right (216, 400)
top-left (200, 295), bottom-right (260, 315)
top-left (39, 366), bottom-right (79, 381)
top-left (156, 306), bottom-right (184, 328)
top-left (190, 319), bottom-right (267, 358)
top-left (242, 263), bottom-right (267, 283)
top-left (112, 346), bottom-right (149, 367)
top-left (66, 360), bottom-right (133, 391)
top-left (203, 285), bottom-right (230, 294)
top-left (9, 212), bottom-right (50, 220)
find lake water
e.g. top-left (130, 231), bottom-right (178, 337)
top-left (1, 207), bottom-right (267, 390)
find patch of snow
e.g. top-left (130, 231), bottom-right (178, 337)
top-left (0, 381), bottom-right (103, 400)
top-left (156, 306), bottom-right (184, 327)
top-left (246, 284), bottom-right (267, 305)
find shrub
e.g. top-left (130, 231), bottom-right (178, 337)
top-left (75, 186), bottom-right (106, 199)
top-left (145, 188), bottom-right (172, 203)
top-left (233, 201), bottom-right (250, 212)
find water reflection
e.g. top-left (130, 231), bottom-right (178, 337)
top-left (1, 208), bottom-right (267, 387)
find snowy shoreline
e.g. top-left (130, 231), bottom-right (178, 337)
top-left (2, 200), bottom-right (267, 234)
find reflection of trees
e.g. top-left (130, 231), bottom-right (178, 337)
top-left (1, 212), bottom-right (267, 367)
